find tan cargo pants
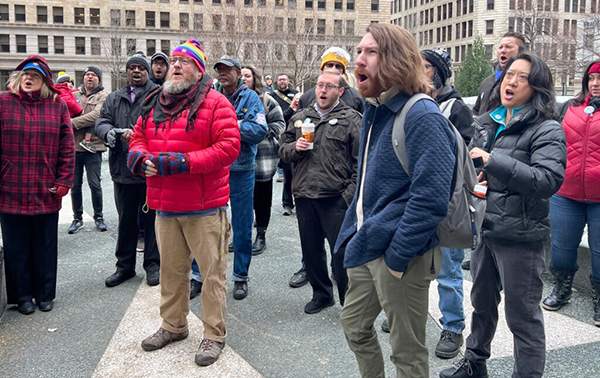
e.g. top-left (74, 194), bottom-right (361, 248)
top-left (155, 209), bottom-right (230, 343)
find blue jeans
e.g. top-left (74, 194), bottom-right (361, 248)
top-left (191, 260), bottom-right (202, 282)
top-left (437, 247), bottom-right (465, 334)
top-left (550, 194), bottom-right (600, 284)
top-left (230, 170), bottom-right (255, 282)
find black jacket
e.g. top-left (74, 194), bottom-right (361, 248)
top-left (95, 80), bottom-right (159, 184)
top-left (436, 85), bottom-right (474, 145)
top-left (472, 73), bottom-right (499, 116)
top-left (279, 102), bottom-right (361, 205)
top-left (470, 107), bottom-right (566, 242)
top-left (299, 86), bottom-right (364, 114)
top-left (271, 87), bottom-right (298, 123)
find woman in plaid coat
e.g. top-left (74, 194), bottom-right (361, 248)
top-left (241, 65), bottom-right (285, 255)
top-left (0, 55), bottom-right (75, 315)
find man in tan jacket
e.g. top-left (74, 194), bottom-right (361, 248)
top-left (68, 66), bottom-right (108, 234)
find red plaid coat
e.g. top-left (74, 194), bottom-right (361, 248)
top-left (0, 91), bottom-right (75, 214)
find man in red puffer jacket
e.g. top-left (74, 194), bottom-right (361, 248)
top-left (128, 39), bottom-right (240, 368)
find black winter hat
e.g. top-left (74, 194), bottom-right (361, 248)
top-left (84, 66), bottom-right (102, 82)
top-left (422, 49), bottom-right (452, 87)
top-left (151, 51), bottom-right (169, 65)
top-left (126, 52), bottom-right (151, 72)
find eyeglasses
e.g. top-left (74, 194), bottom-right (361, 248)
top-left (504, 70), bottom-right (530, 84)
top-left (169, 57), bottom-right (193, 66)
top-left (316, 83), bottom-right (339, 90)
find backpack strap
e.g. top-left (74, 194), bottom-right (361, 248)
top-left (439, 98), bottom-right (457, 119)
top-left (273, 90), bottom-right (293, 105)
top-left (391, 93), bottom-right (435, 175)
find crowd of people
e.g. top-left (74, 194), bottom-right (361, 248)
top-left (1, 22), bottom-right (599, 377)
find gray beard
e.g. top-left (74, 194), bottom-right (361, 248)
top-left (163, 78), bottom-right (195, 94)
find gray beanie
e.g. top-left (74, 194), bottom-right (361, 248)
top-left (126, 53), bottom-right (150, 72)
top-left (151, 51), bottom-right (169, 65)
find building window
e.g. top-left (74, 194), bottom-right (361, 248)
top-left (38, 35), bottom-right (48, 53)
top-left (16, 35), bottom-right (26, 53)
top-left (347, 0), bottom-right (355, 11)
top-left (74, 7), bottom-right (84, 24)
top-left (346, 19), bottom-right (354, 35)
top-left (0, 34), bottom-right (9, 52)
top-left (244, 0), bottom-right (253, 5)
top-left (244, 16), bottom-right (253, 32)
top-left (52, 6), bottom-right (63, 24)
top-left (75, 37), bottom-right (86, 55)
top-left (213, 0), bottom-right (221, 4)
top-left (487, 0), bottom-right (494, 10)
top-left (304, 18), bottom-right (314, 33)
top-left (318, 0), bottom-right (326, 9)
top-left (0, 5), bottom-right (7, 21)
top-left (317, 19), bottom-right (326, 34)
top-left (147, 39), bottom-right (156, 56)
top-left (161, 40), bottom-right (170, 54)
top-left (54, 36), bottom-right (64, 54)
top-left (194, 0), bottom-right (203, 2)
top-left (275, 17), bottom-right (284, 32)
top-left (275, 0), bottom-right (284, 6)
top-left (243, 43), bottom-right (253, 61)
top-left (289, 0), bottom-right (297, 8)
top-left (194, 13), bottom-right (203, 30)
top-left (126, 10), bottom-right (136, 27)
top-left (212, 14), bottom-right (221, 31)
top-left (371, 0), bottom-right (379, 11)
top-left (15, 5), bottom-right (25, 22)
top-left (111, 38), bottom-right (121, 56)
top-left (90, 8), bottom-right (100, 25)
top-left (180, 13), bottom-right (189, 29)
top-left (334, 19), bottom-right (343, 34)
top-left (146, 11), bottom-right (155, 27)
top-left (288, 44), bottom-right (296, 61)
top-left (288, 17), bottom-right (296, 33)
top-left (37, 6), bottom-right (47, 23)
top-left (485, 20), bottom-right (494, 34)
top-left (305, 0), bottom-right (313, 9)
top-left (335, 0), bottom-right (343, 9)
top-left (226, 42), bottom-right (235, 55)
top-left (126, 39), bottom-right (136, 55)
top-left (111, 9), bottom-right (121, 26)
top-left (274, 43), bottom-right (283, 60)
top-left (257, 16), bottom-right (266, 33)
top-left (91, 37), bottom-right (101, 55)
top-left (258, 0), bottom-right (266, 6)
top-left (160, 12), bottom-right (170, 28)
top-left (226, 0), bottom-right (235, 5)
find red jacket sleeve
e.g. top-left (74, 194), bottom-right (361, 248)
top-left (55, 101), bottom-right (75, 187)
top-left (188, 96), bottom-right (241, 174)
top-left (55, 83), bottom-right (83, 118)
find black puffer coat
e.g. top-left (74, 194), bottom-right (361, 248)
top-left (470, 107), bottom-right (566, 242)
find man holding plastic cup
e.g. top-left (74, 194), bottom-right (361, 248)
top-left (279, 72), bottom-right (361, 314)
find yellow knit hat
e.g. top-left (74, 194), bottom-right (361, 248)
top-left (320, 47), bottom-right (351, 73)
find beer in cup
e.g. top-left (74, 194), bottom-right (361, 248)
top-left (301, 121), bottom-right (315, 150)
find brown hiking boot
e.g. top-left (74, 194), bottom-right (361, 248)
top-left (195, 338), bottom-right (225, 366)
top-left (141, 328), bottom-right (188, 351)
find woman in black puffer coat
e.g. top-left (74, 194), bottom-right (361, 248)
top-left (441, 53), bottom-right (566, 378)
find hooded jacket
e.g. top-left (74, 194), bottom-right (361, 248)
top-left (96, 80), bottom-right (158, 184)
top-left (470, 107), bottom-right (566, 242)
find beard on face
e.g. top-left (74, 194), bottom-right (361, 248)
top-left (163, 76), bottom-right (196, 94)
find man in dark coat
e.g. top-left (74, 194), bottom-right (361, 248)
top-left (96, 53), bottom-right (160, 288)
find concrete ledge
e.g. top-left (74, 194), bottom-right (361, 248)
top-left (0, 245), bottom-right (6, 321)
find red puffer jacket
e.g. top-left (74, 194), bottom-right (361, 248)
top-left (558, 98), bottom-right (600, 202)
top-left (129, 89), bottom-right (240, 212)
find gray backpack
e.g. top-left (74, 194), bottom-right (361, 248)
top-left (392, 93), bottom-right (486, 249)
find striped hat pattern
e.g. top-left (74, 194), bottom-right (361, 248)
top-left (171, 39), bottom-right (208, 74)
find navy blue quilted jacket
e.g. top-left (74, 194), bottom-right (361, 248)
top-left (335, 90), bottom-right (456, 273)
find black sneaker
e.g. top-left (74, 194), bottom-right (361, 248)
top-left (190, 279), bottom-right (203, 299)
top-left (95, 218), bottom-right (108, 232)
top-left (289, 268), bottom-right (308, 288)
top-left (439, 358), bottom-right (488, 378)
top-left (68, 219), bottom-right (84, 234)
top-left (435, 330), bottom-right (464, 359)
top-left (304, 298), bottom-right (334, 314)
top-left (282, 206), bottom-right (294, 216)
top-left (233, 281), bottom-right (248, 300)
top-left (381, 319), bottom-right (390, 333)
top-left (146, 266), bottom-right (160, 286)
top-left (461, 260), bottom-right (471, 270)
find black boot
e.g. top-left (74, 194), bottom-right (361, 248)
top-left (439, 358), bottom-right (488, 378)
top-left (542, 270), bottom-right (574, 311)
top-left (252, 227), bottom-right (266, 256)
top-left (592, 279), bottom-right (600, 327)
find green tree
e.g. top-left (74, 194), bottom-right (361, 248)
top-left (455, 36), bottom-right (493, 97)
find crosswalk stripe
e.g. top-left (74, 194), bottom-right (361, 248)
top-left (92, 283), bottom-right (262, 377)
top-left (428, 279), bottom-right (600, 359)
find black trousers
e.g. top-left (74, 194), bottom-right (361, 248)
top-left (113, 182), bottom-right (159, 273)
top-left (71, 151), bottom-right (103, 220)
top-left (295, 196), bottom-right (348, 305)
top-left (281, 162), bottom-right (294, 209)
top-left (465, 237), bottom-right (546, 377)
top-left (1, 212), bottom-right (59, 304)
top-left (253, 179), bottom-right (273, 229)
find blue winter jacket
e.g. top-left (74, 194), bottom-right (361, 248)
top-left (334, 89), bottom-right (456, 273)
top-left (217, 82), bottom-right (268, 171)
